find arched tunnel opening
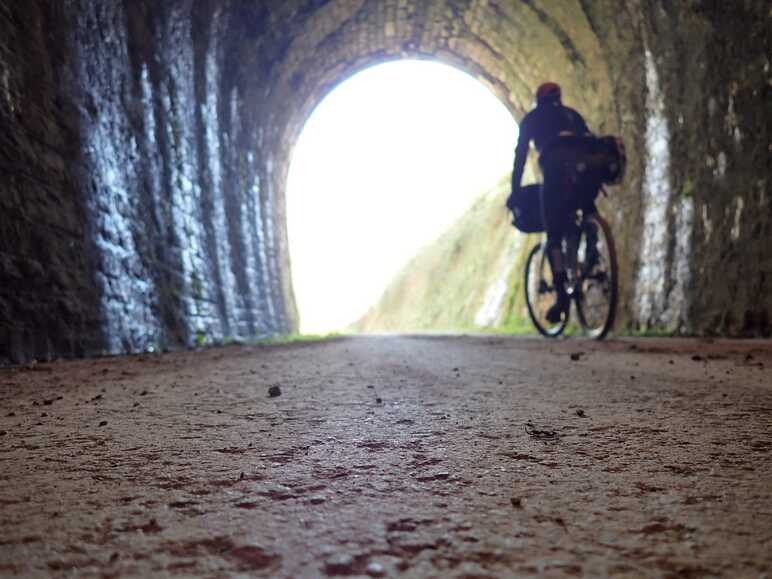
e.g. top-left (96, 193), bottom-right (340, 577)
top-left (0, 2), bottom-right (770, 575)
top-left (287, 59), bottom-right (517, 334)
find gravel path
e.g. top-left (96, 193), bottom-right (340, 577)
top-left (0, 335), bottom-right (770, 578)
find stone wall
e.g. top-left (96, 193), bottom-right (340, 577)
top-left (0, 1), bottom-right (105, 360)
top-left (0, 0), bottom-right (296, 363)
top-left (1, 0), bottom-right (769, 362)
top-left (633, 1), bottom-right (771, 335)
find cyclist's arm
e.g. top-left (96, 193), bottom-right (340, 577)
top-left (511, 120), bottom-right (531, 192)
top-left (572, 109), bottom-right (592, 136)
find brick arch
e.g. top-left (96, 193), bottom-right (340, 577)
top-left (240, 2), bottom-right (628, 334)
top-left (261, 1), bottom-right (618, 176)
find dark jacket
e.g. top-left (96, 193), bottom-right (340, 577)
top-left (511, 101), bottom-right (590, 191)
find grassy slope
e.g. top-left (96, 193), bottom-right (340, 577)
top-left (352, 178), bottom-right (539, 333)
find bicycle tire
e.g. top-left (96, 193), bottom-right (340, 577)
top-left (575, 213), bottom-right (618, 339)
top-left (524, 242), bottom-right (568, 338)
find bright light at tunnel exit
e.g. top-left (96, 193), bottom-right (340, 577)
top-left (287, 60), bottom-right (518, 334)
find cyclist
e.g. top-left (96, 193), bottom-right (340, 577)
top-left (510, 82), bottom-right (598, 324)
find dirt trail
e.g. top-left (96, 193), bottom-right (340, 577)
top-left (0, 335), bottom-right (770, 578)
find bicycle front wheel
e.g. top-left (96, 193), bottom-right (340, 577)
top-left (575, 213), bottom-right (618, 339)
top-left (524, 242), bottom-right (568, 338)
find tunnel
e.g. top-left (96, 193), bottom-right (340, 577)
top-left (1, 0), bottom-right (770, 361)
top-left (1, 3), bottom-right (772, 576)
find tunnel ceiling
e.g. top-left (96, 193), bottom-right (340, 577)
top-left (261, 1), bottom-right (618, 146)
top-left (0, 0), bottom-right (769, 361)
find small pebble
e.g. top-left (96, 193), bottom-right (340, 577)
top-left (98, 420), bottom-right (108, 427)
top-left (570, 352), bottom-right (582, 361)
top-left (576, 409), bottom-right (585, 417)
top-left (375, 397), bottom-right (383, 404)
top-left (510, 497), bottom-right (523, 508)
top-left (366, 561), bottom-right (386, 577)
top-left (268, 385), bottom-right (282, 398)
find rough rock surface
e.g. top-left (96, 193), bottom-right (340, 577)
top-left (0, 335), bottom-right (770, 577)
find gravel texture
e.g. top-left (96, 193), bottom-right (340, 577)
top-left (0, 335), bottom-right (770, 578)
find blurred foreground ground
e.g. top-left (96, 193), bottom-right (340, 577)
top-left (0, 335), bottom-right (770, 578)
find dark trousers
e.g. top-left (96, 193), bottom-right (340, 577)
top-left (538, 136), bottom-right (600, 274)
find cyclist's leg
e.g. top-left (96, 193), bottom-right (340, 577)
top-left (579, 186), bottom-right (600, 270)
top-left (539, 157), bottom-right (572, 322)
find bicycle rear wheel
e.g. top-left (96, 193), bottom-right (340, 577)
top-left (524, 242), bottom-right (568, 338)
top-left (575, 213), bottom-right (618, 339)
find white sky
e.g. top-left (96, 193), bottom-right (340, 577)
top-left (286, 60), bottom-right (518, 334)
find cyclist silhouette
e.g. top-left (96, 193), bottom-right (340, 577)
top-left (511, 82), bottom-right (598, 324)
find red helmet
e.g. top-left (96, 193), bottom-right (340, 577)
top-left (535, 82), bottom-right (561, 104)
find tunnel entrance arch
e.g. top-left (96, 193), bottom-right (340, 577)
top-left (285, 58), bottom-right (518, 333)
top-left (251, 3), bottom-right (622, 334)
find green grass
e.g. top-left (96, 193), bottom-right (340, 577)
top-left (251, 332), bottom-right (345, 346)
top-left (351, 176), bottom-right (537, 334)
top-left (486, 319), bottom-right (536, 335)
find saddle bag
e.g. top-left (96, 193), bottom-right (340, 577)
top-left (540, 134), bottom-right (627, 188)
top-left (582, 135), bottom-right (626, 186)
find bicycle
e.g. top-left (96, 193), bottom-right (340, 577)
top-left (523, 203), bottom-right (618, 339)
top-left (508, 135), bottom-right (624, 340)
